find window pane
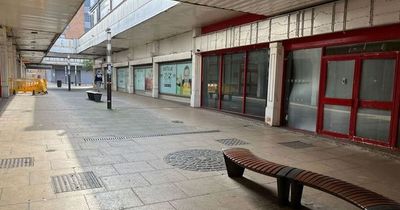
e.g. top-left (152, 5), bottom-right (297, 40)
top-left (356, 108), bottom-right (391, 142)
top-left (323, 105), bottom-right (350, 134)
top-left (325, 60), bottom-right (355, 99)
top-left (111, 0), bottom-right (123, 9)
top-left (245, 49), bottom-right (268, 117)
top-left (134, 69), bottom-right (145, 91)
top-left (117, 67), bottom-right (128, 92)
top-left (100, 0), bottom-right (110, 19)
top-left (159, 64), bottom-right (177, 95)
top-left (285, 48), bottom-right (322, 132)
top-left (360, 59), bottom-right (395, 101)
top-left (221, 53), bottom-right (245, 113)
top-left (202, 56), bottom-right (219, 109)
top-left (145, 68), bottom-right (153, 91)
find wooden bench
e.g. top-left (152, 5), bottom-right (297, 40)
top-left (223, 148), bottom-right (400, 210)
top-left (86, 91), bottom-right (102, 102)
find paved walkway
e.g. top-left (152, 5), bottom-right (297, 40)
top-left (0, 86), bottom-right (399, 210)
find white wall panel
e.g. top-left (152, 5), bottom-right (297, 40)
top-left (303, 9), bottom-right (313, 36)
top-left (239, 24), bottom-right (251, 46)
top-left (313, 3), bottom-right (333, 35)
top-left (208, 33), bottom-right (217, 51)
top-left (250, 23), bottom-right (258, 44)
top-left (270, 16), bottom-right (289, 41)
top-left (257, 20), bottom-right (270, 43)
top-left (288, 13), bottom-right (299, 38)
top-left (333, 1), bottom-right (345, 32)
top-left (194, 0), bottom-right (400, 52)
top-left (346, 0), bottom-right (370, 30)
top-left (216, 30), bottom-right (226, 49)
top-left (373, 0), bottom-right (400, 26)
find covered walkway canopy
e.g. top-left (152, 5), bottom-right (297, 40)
top-left (0, 0), bottom-right (84, 64)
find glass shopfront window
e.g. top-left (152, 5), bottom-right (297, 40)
top-left (134, 66), bottom-right (152, 93)
top-left (201, 48), bottom-right (269, 118)
top-left (100, 0), bottom-right (110, 19)
top-left (284, 48), bottom-right (322, 132)
top-left (159, 61), bottom-right (192, 97)
top-left (117, 67), bottom-right (128, 92)
top-left (202, 56), bottom-right (220, 109)
top-left (221, 53), bottom-right (245, 113)
top-left (245, 50), bottom-right (268, 117)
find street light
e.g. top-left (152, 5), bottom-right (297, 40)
top-left (106, 28), bottom-right (112, 109)
top-left (67, 55), bottom-right (71, 91)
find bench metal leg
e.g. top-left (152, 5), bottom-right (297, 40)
top-left (277, 177), bottom-right (290, 206)
top-left (223, 155), bottom-right (244, 178)
top-left (290, 181), bottom-right (304, 209)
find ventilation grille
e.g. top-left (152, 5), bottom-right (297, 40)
top-left (216, 138), bottom-right (249, 146)
top-left (51, 171), bottom-right (103, 193)
top-left (0, 157), bottom-right (34, 168)
top-left (83, 130), bottom-right (220, 141)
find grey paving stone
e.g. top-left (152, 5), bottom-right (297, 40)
top-left (85, 188), bottom-right (143, 210)
top-left (30, 196), bottom-right (89, 210)
top-left (126, 202), bottom-right (175, 210)
top-left (113, 162), bottom-right (154, 174)
top-left (101, 173), bottom-right (150, 190)
top-left (140, 169), bottom-right (187, 185)
top-left (133, 184), bottom-right (188, 204)
top-left (122, 152), bottom-right (158, 162)
top-left (89, 155), bottom-right (127, 165)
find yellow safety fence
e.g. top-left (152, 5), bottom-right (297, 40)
top-left (10, 78), bottom-right (48, 95)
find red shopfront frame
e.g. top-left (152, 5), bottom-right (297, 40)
top-left (282, 23), bottom-right (400, 149)
top-left (200, 44), bottom-right (269, 118)
top-left (317, 52), bottom-right (400, 148)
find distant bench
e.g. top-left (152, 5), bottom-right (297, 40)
top-left (86, 91), bottom-right (102, 102)
top-left (223, 148), bottom-right (400, 210)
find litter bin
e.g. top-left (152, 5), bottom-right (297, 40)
top-left (57, 80), bottom-right (62, 88)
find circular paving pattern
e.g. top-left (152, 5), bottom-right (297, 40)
top-left (164, 149), bottom-right (226, 172)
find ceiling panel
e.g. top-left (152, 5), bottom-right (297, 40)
top-left (176, 0), bottom-right (333, 16)
top-left (0, 0), bottom-right (84, 64)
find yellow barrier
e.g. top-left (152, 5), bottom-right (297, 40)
top-left (11, 79), bottom-right (48, 95)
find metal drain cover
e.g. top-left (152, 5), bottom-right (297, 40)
top-left (279, 141), bottom-right (314, 149)
top-left (51, 171), bottom-right (103, 193)
top-left (216, 138), bottom-right (249, 146)
top-left (171, 120), bottom-right (184, 123)
top-left (83, 130), bottom-right (220, 141)
top-left (0, 157), bottom-right (34, 168)
top-left (164, 149), bottom-right (225, 172)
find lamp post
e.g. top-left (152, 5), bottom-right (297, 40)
top-left (74, 64), bottom-right (77, 86)
top-left (106, 28), bottom-right (112, 109)
top-left (67, 55), bottom-right (71, 91)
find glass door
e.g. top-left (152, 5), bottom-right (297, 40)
top-left (319, 58), bottom-right (356, 137)
top-left (319, 53), bottom-right (398, 146)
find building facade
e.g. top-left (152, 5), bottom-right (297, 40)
top-left (78, 0), bottom-right (400, 150)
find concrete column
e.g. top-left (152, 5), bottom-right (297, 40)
top-left (152, 62), bottom-right (159, 98)
top-left (190, 52), bottom-right (201, 107)
top-left (265, 42), bottom-right (284, 126)
top-left (128, 65), bottom-right (134, 94)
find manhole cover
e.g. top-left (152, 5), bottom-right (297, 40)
top-left (216, 138), bottom-right (249, 146)
top-left (164, 149), bottom-right (225, 172)
top-left (51, 171), bottom-right (102, 193)
top-left (279, 141), bottom-right (314, 149)
top-left (0, 157), bottom-right (34, 168)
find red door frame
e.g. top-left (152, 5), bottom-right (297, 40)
top-left (318, 51), bottom-right (400, 148)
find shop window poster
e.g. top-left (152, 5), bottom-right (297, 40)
top-left (176, 63), bottom-right (192, 97)
top-left (159, 64), bottom-right (177, 94)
